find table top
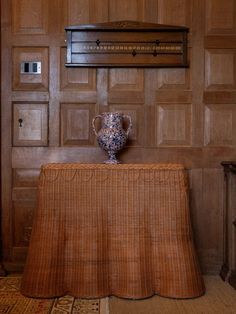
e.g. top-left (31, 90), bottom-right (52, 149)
top-left (41, 163), bottom-right (185, 170)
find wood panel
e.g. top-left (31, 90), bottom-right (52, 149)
top-left (13, 169), bottom-right (40, 187)
top-left (205, 0), bottom-right (236, 35)
top-left (60, 48), bottom-right (97, 91)
top-left (12, 0), bottom-right (48, 34)
top-left (11, 168), bottom-right (39, 264)
top-left (11, 147), bottom-right (236, 169)
top-left (109, 0), bottom-right (144, 21)
top-left (13, 103), bottom-right (48, 146)
top-left (204, 104), bottom-right (236, 147)
top-left (13, 47), bottom-right (49, 91)
top-left (67, 0), bottom-right (108, 25)
top-left (1, 0), bottom-right (235, 274)
top-left (108, 68), bottom-right (144, 104)
top-left (205, 49), bottom-right (236, 90)
top-left (13, 199), bottom-right (35, 246)
top-left (60, 103), bottom-right (96, 146)
top-left (158, 0), bottom-right (191, 27)
top-left (157, 104), bottom-right (191, 146)
top-left (109, 69), bottom-right (144, 92)
top-left (189, 168), bottom-right (224, 273)
top-left (154, 59), bottom-right (192, 104)
top-left (157, 68), bottom-right (190, 90)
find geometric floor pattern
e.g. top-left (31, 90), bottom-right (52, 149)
top-left (0, 276), bottom-right (108, 314)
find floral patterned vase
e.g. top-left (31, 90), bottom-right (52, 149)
top-left (92, 112), bottom-right (132, 164)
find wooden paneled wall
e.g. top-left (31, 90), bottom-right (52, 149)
top-left (1, 0), bottom-right (236, 273)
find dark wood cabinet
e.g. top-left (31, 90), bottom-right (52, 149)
top-left (65, 20), bottom-right (188, 68)
top-left (220, 162), bottom-right (236, 289)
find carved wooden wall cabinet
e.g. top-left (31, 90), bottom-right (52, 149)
top-left (65, 21), bottom-right (188, 67)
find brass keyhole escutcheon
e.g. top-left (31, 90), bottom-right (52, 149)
top-left (18, 118), bottom-right (23, 127)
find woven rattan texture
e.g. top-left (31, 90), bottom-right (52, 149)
top-left (21, 164), bottom-right (205, 299)
top-left (42, 163), bottom-right (184, 170)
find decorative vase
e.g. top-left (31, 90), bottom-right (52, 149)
top-left (92, 112), bottom-right (132, 164)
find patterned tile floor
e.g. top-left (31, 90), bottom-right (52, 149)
top-left (0, 276), bottom-right (108, 314)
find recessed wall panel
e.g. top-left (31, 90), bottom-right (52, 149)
top-left (205, 50), bottom-right (236, 90)
top-left (12, 0), bottom-right (48, 34)
top-left (13, 103), bottom-right (48, 146)
top-left (157, 104), bottom-right (191, 146)
top-left (60, 48), bottom-right (96, 91)
top-left (13, 47), bottom-right (49, 91)
top-left (204, 104), bottom-right (236, 146)
top-left (206, 0), bottom-right (236, 34)
top-left (61, 103), bottom-right (95, 146)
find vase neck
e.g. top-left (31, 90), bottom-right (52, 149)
top-left (102, 113), bottom-right (123, 127)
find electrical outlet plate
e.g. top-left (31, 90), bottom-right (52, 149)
top-left (20, 61), bottom-right (41, 74)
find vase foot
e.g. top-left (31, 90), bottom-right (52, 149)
top-left (104, 151), bottom-right (121, 164)
top-left (104, 159), bottom-right (121, 164)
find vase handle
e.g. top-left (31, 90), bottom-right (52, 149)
top-left (92, 115), bottom-right (102, 136)
top-left (123, 115), bottom-right (132, 136)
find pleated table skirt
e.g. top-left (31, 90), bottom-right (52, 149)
top-left (21, 163), bottom-right (205, 299)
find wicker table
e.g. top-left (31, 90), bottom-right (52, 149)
top-left (21, 163), bottom-right (205, 299)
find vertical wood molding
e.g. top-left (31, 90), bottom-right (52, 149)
top-left (1, 0), bottom-right (14, 262)
top-left (0, 0), bottom-right (7, 276)
top-left (48, 43), bottom-right (60, 147)
top-left (191, 0), bottom-right (205, 147)
top-left (97, 69), bottom-right (108, 107)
